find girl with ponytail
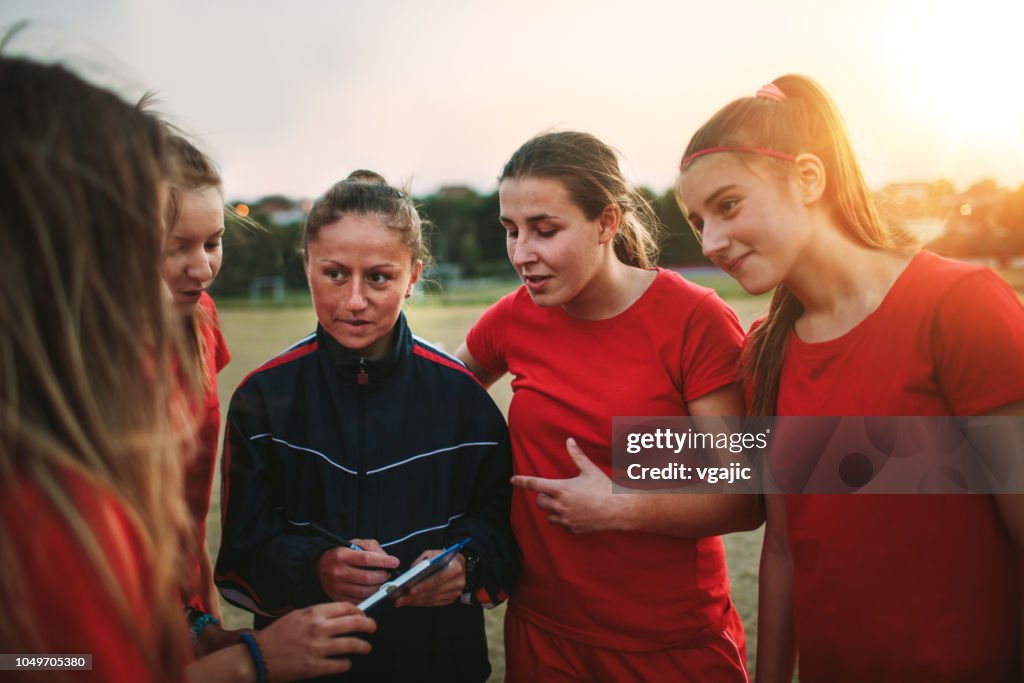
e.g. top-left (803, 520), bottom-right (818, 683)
top-left (677, 74), bottom-right (1024, 681)
top-left (456, 131), bottom-right (760, 681)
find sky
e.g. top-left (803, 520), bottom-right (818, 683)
top-left (3, 0), bottom-right (1023, 202)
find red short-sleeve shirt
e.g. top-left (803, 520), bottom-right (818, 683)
top-left (3, 474), bottom-right (184, 682)
top-left (181, 292), bottom-right (230, 612)
top-left (468, 268), bottom-right (744, 650)
top-left (773, 251), bottom-right (1024, 681)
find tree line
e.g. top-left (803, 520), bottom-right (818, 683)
top-left (212, 179), bottom-right (1024, 300)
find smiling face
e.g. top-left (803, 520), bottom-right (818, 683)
top-left (161, 186), bottom-right (225, 315)
top-left (678, 154), bottom-right (811, 295)
top-left (499, 176), bottom-right (614, 309)
top-left (305, 213), bottom-right (421, 360)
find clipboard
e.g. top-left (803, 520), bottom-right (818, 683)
top-left (358, 537), bottom-right (471, 612)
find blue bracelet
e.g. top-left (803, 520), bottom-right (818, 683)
top-left (189, 612), bottom-right (219, 642)
top-left (239, 632), bottom-right (267, 683)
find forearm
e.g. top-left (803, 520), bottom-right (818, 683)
top-left (447, 435), bottom-right (518, 601)
top-left (755, 497), bottom-right (796, 683)
top-left (217, 531), bottom-right (333, 613)
top-left (448, 512), bottom-right (518, 603)
top-left (198, 544), bottom-right (223, 620)
top-left (186, 644), bottom-right (257, 683)
top-left (219, 407), bottom-right (334, 612)
top-left (613, 492), bottom-right (763, 537)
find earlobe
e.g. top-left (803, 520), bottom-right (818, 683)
top-left (793, 153), bottom-right (826, 204)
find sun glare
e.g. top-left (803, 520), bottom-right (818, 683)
top-left (902, 2), bottom-right (1024, 142)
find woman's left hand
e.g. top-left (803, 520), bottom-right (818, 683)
top-left (511, 438), bottom-right (617, 534)
top-left (393, 551), bottom-right (466, 607)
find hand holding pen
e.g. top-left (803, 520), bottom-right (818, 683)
top-left (309, 522), bottom-right (367, 552)
top-left (312, 525), bottom-right (400, 604)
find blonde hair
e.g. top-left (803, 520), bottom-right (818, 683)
top-left (500, 131), bottom-right (663, 268)
top-left (678, 75), bottom-right (916, 415)
top-left (0, 55), bottom-right (190, 674)
top-left (162, 132), bottom-right (224, 390)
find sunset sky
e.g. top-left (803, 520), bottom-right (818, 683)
top-left (3, 0), bottom-right (1022, 201)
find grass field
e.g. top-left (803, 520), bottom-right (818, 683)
top-left (206, 291), bottom-right (772, 679)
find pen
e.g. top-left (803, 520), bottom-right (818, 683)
top-left (309, 522), bottom-right (366, 552)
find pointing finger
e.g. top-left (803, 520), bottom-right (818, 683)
top-left (511, 475), bottom-right (561, 496)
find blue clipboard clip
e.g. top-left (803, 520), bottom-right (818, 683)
top-left (357, 537), bottom-right (472, 612)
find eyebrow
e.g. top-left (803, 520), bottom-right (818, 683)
top-left (316, 259), bottom-right (399, 269)
top-left (169, 227), bottom-right (226, 241)
top-left (689, 184), bottom-right (741, 223)
top-left (499, 213), bottom-right (561, 225)
top-left (702, 184), bottom-right (740, 210)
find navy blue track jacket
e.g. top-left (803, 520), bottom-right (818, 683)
top-left (215, 313), bottom-right (517, 681)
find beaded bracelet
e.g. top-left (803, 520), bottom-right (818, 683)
top-left (239, 632), bottom-right (268, 683)
top-left (188, 612), bottom-right (219, 642)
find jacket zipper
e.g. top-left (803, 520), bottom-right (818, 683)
top-left (355, 357), bottom-right (367, 534)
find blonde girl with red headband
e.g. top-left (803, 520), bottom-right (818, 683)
top-left (676, 74), bottom-right (1024, 682)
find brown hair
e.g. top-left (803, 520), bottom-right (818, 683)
top-left (0, 55), bottom-right (189, 675)
top-left (500, 131), bottom-right (663, 268)
top-left (678, 75), bottom-right (916, 415)
top-left (302, 170), bottom-right (433, 268)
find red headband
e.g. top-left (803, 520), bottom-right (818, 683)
top-left (680, 82), bottom-right (794, 169)
top-left (680, 146), bottom-right (796, 170)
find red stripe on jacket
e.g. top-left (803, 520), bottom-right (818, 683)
top-left (237, 340), bottom-right (319, 390)
top-left (413, 344), bottom-right (482, 387)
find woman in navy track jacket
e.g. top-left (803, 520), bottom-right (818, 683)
top-left (216, 171), bottom-right (517, 682)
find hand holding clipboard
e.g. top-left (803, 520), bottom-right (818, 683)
top-left (361, 537), bottom-right (472, 612)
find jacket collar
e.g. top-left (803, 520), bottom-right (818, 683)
top-left (317, 311), bottom-right (412, 386)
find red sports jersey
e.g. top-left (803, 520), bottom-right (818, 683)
top-left (468, 268), bottom-right (745, 651)
top-left (181, 292), bottom-right (230, 613)
top-left (773, 251), bottom-right (1024, 681)
top-left (2, 474), bottom-right (183, 682)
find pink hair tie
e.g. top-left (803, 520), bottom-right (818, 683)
top-left (680, 145), bottom-right (796, 170)
top-left (756, 83), bottom-right (787, 102)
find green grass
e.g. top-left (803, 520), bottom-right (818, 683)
top-left (206, 295), bottom-right (770, 680)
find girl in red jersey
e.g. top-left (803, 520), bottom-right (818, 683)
top-left (159, 134), bottom-right (233, 637)
top-left (455, 131), bottom-right (761, 682)
top-left (676, 74), bottom-right (1024, 682)
top-left (0, 54), bottom-right (375, 682)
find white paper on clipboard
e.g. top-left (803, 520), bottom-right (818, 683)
top-left (358, 537), bottom-right (471, 612)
